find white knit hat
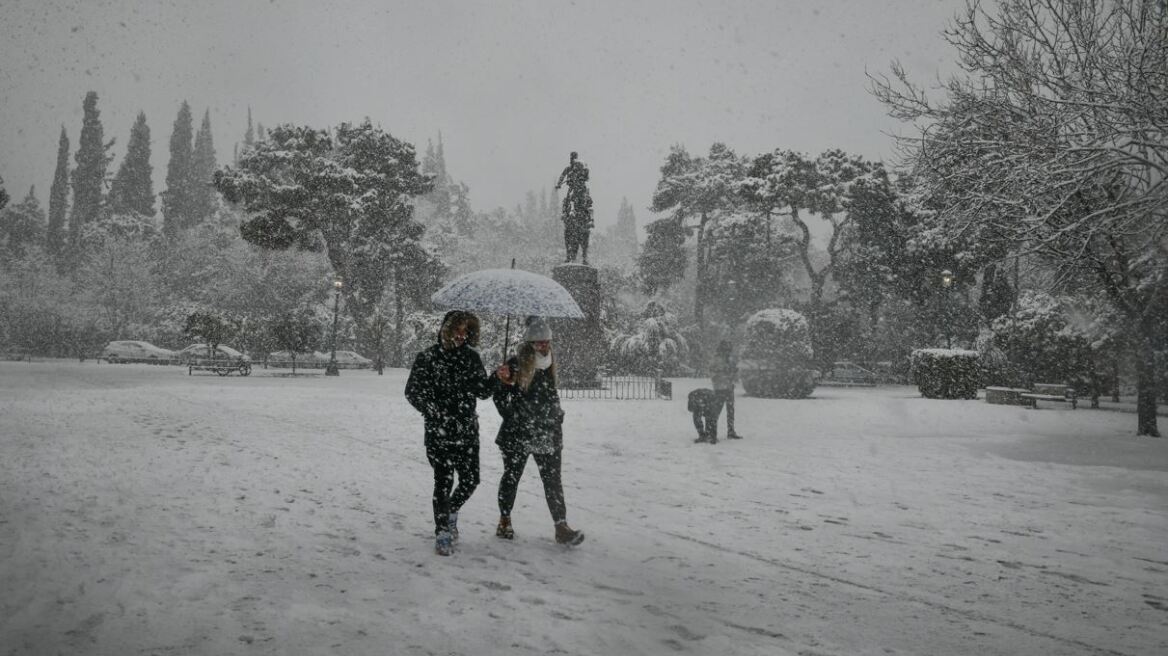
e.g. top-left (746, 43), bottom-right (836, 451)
top-left (523, 316), bottom-right (552, 342)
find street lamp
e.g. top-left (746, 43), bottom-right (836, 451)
top-left (940, 269), bottom-right (954, 348)
top-left (325, 276), bottom-right (343, 376)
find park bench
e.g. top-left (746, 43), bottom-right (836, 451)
top-left (1019, 383), bottom-right (1077, 409)
top-left (188, 357), bottom-right (252, 377)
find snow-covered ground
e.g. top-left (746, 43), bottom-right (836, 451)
top-left (1, 360), bottom-right (1165, 656)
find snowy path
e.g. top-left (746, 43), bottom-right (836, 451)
top-left (1, 361), bottom-right (1165, 656)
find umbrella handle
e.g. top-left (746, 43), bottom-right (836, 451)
top-left (503, 316), bottom-right (511, 361)
top-left (501, 257), bottom-right (516, 361)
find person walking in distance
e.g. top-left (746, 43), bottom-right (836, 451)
top-left (710, 340), bottom-right (743, 440)
top-left (405, 310), bottom-right (507, 556)
top-left (492, 316), bottom-right (585, 546)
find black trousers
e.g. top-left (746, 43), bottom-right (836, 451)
top-left (426, 440), bottom-right (480, 535)
top-left (714, 388), bottom-right (735, 435)
top-left (498, 447), bottom-right (566, 524)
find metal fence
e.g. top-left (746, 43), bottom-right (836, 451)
top-left (560, 374), bottom-right (672, 401)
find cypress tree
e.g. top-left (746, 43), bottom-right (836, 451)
top-left (68, 91), bottom-right (113, 255)
top-left (244, 107), bottom-right (255, 148)
top-left (190, 108), bottom-right (217, 223)
top-left (616, 197), bottom-right (639, 260)
top-left (109, 111), bottom-right (155, 217)
top-left (46, 126), bottom-right (70, 260)
top-left (0, 174), bottom-right (8, 212)
top-left (162, 101), bottom-right (193, 237)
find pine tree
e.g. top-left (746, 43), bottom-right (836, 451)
top-left (68, 91), bottom-right (113, 256)
top-left (109, 111), bottom-right (155, 217)
top-left (162, 101), bottom-right (194, 238)
top-left (46, 126), bottom-right (70, 261)
top-left (190, 108), bottom-right (217, 223)
top-left (0, 174), bottom-right (8, 212)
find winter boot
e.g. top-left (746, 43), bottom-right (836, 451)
top-left (727, 432), bottom-right (743, 440)
top-left (435, 530), bottom-right (454, 556)
top-left (496, 515), bottom-right (514, 540)
top-left (448, 512), bottom-right (459, 543)
top-left (554, 520), bottom-right (585, 546)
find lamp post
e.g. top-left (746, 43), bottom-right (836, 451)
top-left (325, 277), bottom-right (343, 376)
top-left (940, 269), bottom-right (954, 348)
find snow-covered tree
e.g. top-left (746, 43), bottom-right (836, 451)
top-left (161, 101), bottom-right (194, 238)
top-left (872, 0), bottom-right (1168, 435)
top-left (647, 143), bottom-right (747, 330)
top-left (190, 109), bottom-right (217, 223)
top-left (68, 91), bottom-right (114, 260)
top-left (109, 112), bottom-right (155, 218)
top-left (46, 126), bottom-right (70, 264)
top-left (1, 186), bottom-right (45, 259)
top-left (214, 120), bottom-right (436, 357)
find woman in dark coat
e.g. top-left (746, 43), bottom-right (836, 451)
top-left (405, 310), bottom-right (503, 556)
top-left (492, 316), bottom-right (584, 546)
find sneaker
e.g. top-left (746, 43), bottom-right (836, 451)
top-left (496, 515), bottom-right (514, 540)
top-left (554, 521), bottom-right (584, 546)
top-left (435, 531), bottom-right (453, 556)
top-left (448, 512), bottom-right (459, 543)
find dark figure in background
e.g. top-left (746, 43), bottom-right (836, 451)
top-left (688, 387), bottom-right (719, 444)
top-left (555, 151), bottom-right (594, 265)
top-left (709, 340), bottom-right (742, 440)
top-left (404, 310), bottom-right (506, 556)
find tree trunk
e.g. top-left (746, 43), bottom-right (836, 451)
top-left (392, 273), bottom-right (405, 368)
top-left (1134, 327), bottom-right (1160, 437)
top-left (693, 212), bottom-right (710, 332)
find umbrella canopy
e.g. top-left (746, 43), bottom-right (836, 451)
top-left (431, 268), bottom-right (584, 319)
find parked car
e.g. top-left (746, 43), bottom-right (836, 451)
top-left (175, 343), bottom-right (251, 365)
top-left (267, 350), bottom-right (325, 368)
top-left (328, 350), bottom-right (374, 369)
top-left (101, 340), bottom-right (176, 364)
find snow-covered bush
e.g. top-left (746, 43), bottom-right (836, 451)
top-left (989, 291), bottom-right (1092, 389)
top-left (738, 308), bottom-right (818, 399)
top-left (910, 348), bottom-right (980, 399)
top-left (607, 301), bottom-right (689, 375)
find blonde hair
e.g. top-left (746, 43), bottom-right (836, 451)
top-left (515, 341), bottom-right (555, 391)
top-left (439, 311), bottom-right (480, 349)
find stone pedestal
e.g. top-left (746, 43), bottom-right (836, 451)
top-left (550, 264), bottom-right (603, 388)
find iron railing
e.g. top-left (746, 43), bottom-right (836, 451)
top-left (560, 374), bottom-right (671, 400)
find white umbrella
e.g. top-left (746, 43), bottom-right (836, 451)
top-left (431, 268), bottom-right (584, 319)
top-left (431, 266), bottom-right (584, 359)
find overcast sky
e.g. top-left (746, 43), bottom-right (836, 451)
top-left (1, 0), bottom-right (962, 231)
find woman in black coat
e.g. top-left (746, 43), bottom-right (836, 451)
top-left (492, 316), bottom-right (584, 546)
top-left (405, 310), bottom-right (503, 556)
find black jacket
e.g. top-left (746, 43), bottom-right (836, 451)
top-left (492, 356), bottom-right (564, 453)
top-left (405, 343), bottom-right (495, 446)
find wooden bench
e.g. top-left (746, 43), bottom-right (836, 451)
top-left (985, 386), bottom-right (1028, 405)
top-left (1020, 383), bottom-right (1077, 409)
top-left (188, 358), bottom-right (252, 377)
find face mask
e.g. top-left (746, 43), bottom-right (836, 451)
top-left (534, 351), bottom-right (552, 370)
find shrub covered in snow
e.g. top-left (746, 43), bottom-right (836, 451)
top-left (607, 301), bottom-right (689, 376)
top-left (738, 308), bottom-right (818, 398)
top-left (988, 291), bottom-right (1093, 389)
top-left (910, 348), bottom-right (980, 399)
